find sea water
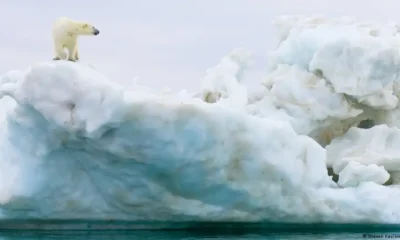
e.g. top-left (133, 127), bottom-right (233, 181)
top-left (0, 231), bottom-right (366, 240)
top-left (1, 223), bottom-right (400, 240)
top-left (0, 230), bottom-right (397, 240)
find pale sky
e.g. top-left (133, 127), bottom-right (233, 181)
top-left (1, 0), bottom-right (399, 92)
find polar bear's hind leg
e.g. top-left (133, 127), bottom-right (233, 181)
top-left (53, 42), bottom-right (67, 60)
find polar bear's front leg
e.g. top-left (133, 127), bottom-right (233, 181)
top-left (67, 42), bottom-right (78, 62)
top-left (53, 42), bottom-right (67, 60)
top-left (74, 42), bottom-right (79, 61)
top-left (74, 49), bottom-right (79, 61)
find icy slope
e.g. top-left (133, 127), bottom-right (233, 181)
top-left (2, 15), bottom-right (400, 224)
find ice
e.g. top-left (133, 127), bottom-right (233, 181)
top-left (337, 161), bottom-right (390, 188)
top-left (198, 48), bottom-right (250, 109)
top-left (326, 125), bottom-right (400, 174)
top-left (269, 15), bottom-right (400, 110)
top-left (256, 64), bottom-right (363, 143)
top-left (2, 15), bottom-right (400, 224)
top-left (0, 61), bottom-right (337, 221)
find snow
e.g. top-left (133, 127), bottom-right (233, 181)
top-left (2, 15), bottom-right (400, 224)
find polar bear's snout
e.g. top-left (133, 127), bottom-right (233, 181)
top-left (93, 27), bottom-right (100, 35)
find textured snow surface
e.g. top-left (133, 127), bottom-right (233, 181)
top-left (2, 15), bottom-right (400, 223)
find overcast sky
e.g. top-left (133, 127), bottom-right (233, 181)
top-left (1, 0), bottom-right (399, 91)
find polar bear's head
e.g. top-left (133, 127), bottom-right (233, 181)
top-left (72, 23), bottom-right (100, 36)
top-left (64, 18), bottom-right (100, 36)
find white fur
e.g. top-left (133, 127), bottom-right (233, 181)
top-left (52, 17), bottom-right (100, 62)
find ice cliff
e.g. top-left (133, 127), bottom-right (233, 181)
top-left (1, 15), bottom-right (400, 223)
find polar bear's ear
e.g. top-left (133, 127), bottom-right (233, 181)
top-left (83, 24), bottom-right (88, 28)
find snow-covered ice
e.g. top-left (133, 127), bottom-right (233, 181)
top-left (337, 161), bottom-right (390, 188)
top-left (326, 125), bottom-right (400, 174)
top-left (2, 15), bottom-right (400, 224)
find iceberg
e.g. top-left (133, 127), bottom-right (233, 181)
top-left (2, 15), bottom-right (400, 225)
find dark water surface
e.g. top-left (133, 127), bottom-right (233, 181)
top-left (0, 231), bottom-right (382, 240)
top-left (0, 222), bottom-right (399, 239)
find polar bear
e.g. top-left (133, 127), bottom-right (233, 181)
top-left (52, 17), bottom-right (100, 62)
